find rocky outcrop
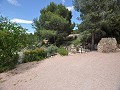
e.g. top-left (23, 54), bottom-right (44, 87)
top-left (97, 38), bottom-right (118, 53)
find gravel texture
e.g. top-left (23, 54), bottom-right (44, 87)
top-left (0, 52), bottom-right (120, 90)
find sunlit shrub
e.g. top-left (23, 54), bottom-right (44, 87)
top-left (58, 47), bottom-right (68, 56)
top-left (46, 45), bottom-right (58, 57)
top-left (23, 48), bottom-right (47, 63)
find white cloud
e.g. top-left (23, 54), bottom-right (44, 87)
top-left (11, 18), bottom-right (33, 24)
top-left (7, 0), bottom-right (20, 6)
top-left (67, 6), bottom-right (74, 11)
top-left (61, 0), bottom-right (65, 4)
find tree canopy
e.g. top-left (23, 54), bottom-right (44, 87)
top-left (33, 2), bottom-right (75, 46)
top-left (73, 0), bottom-right (120, 48)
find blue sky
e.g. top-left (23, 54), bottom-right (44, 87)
top-left (0, 0), bottom-right (80, 33)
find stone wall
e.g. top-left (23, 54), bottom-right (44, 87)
top-left (97, 38), bottom-right (117, 53)
top-left (65, 44), bottom-right (91, 54)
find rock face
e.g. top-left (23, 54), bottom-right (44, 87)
top-left (18, 52), bottom-right (24, 64)
top-left (97, 38), bottom-right (117, 53)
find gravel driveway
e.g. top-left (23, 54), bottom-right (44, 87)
top-left (0, 52), bottom-right (120, 90)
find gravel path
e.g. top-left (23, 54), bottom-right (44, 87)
top-left (0, 52), bottom-right (120, 90)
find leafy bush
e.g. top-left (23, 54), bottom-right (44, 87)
top-left (0, 53), bottom-right (19, 73)
top-left (71, 39), bottom-right (80, 46)
top-left (0, 16), bottom-right (27, 72)
top-left (23, 48), bottom-right (47, 63)
top-left (46, 45), bottom-right (58, 57)
top-left (58, 47), bottom-right (68, 56)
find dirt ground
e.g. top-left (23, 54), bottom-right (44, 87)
top-left (0, 51), bottom-right (120, 90)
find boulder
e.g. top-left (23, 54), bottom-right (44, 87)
top-left (97, 38), bottom-right (117, 53)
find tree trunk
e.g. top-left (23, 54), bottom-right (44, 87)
top-left (91, 32), bottom-right (95, 50)
top-left (54, 36), bottom-right (56, 46)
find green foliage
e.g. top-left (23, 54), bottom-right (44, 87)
top-left (33, 2), bottom-right (75, 46)
top-left (72, 30), bottom-right (79, 34)
top-left (40, 12), bottom-right (69, 31)
top-left (73, 0), bottom-right (120, 49)
top-left (37, 29), bottom-right (56, 40)
top-left (71, 38), bottom-right (81, 46)
top-left (0, 16), bottom-right (27, 72)
top-left (58, 47), bottom-right (68, 56)
top-left (23, 48), bottom-right (47, 63)
top-left (0, 53), bottom-right (18, 73)
top-left (26, 33), bottom-right (39, 49)
top-left (46, 45), bottom-right (58, 57)
top-left (33, 2), bottom-right (74, 32)
top-left (23, 45), bottom-right (69, 63)
top-left (80, 31), bottom-right (91, 43)
top-left (0, 16), bottom-right (27, 50)
top-left (73, 0), bottom-right (120, 35)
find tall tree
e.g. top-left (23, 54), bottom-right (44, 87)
top-left (33, 2), bottom-right (75, 46)
top-left (73, 0), bottom-right (120, 49)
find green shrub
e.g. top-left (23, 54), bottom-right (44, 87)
top-left (46, 45), bottom-right (58, 57)
top-left (0, 53), bottom-right (19, 73)
top-left (23, 48), bottom-right (47, 63)
top-left (58, 47), bottom-right (68, 56)
top-left (76, 46), bottom-right (79, 52)
top-left (0, 16), bottom-right (27, 72)
top-left (71, 39), bottom-right (80, 46)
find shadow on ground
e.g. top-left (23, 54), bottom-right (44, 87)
top-left (0, 61), bottom-right (44, 83)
